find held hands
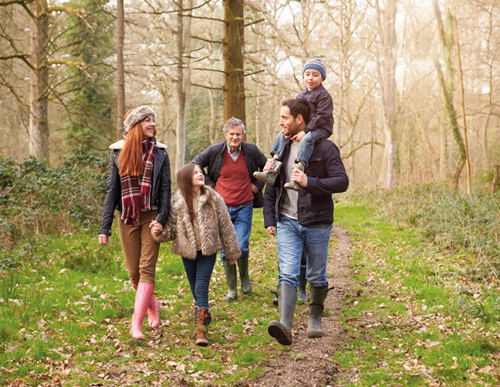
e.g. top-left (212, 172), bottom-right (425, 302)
top-left (266, 226), bottom-right (275, 237)
top-left (229, 257), bottom-right (237, 265)
top-left (98, 234), bottom-right (110, 246)
top-left (150, 220), bottom-right (163, 235)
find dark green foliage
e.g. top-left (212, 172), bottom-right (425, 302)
top-left (360, 184), bottom-right (500, 278)
top-left (0, 155), bottom-right (107, 248)
top-left (64, 244), bottom-right (116, 273)
top-left (62, 0), bottom-right (115, 155)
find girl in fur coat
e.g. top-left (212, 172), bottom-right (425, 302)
top-left (152, 164), bottom-right (241, 346)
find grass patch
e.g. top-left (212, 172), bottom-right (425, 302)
top-left (333, 200), bottom-right (500, 386)
top-left (0, 210), bottom-right (286, 386)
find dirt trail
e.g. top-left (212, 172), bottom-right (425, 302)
top-left (248, 225), bottom-right (358, 387)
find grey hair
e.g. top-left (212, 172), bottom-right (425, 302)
top-left (222, 117), bottom-right (246, 134)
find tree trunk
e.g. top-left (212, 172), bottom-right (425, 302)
top-left (433, 1), bottom-right (466, 191)
top-left (116, 0), bottom-right (125, 140)
top-left (208, 89), bottom-right (217, 145)
top-left (439, 108), bottom-right (448, 179)
top-left (336, 0), bottom-right (345, 146)
top-left (375, 0), bottom-right (397, 188)
top-left (223, 0), bottom-right (246, 127)
top-left (29, 0), bottom-right (49, 159)
top-left (455, 27), bottom-right (471, 194)
top-left (175, 0), bottom-right (186, 173)
top-left (490, 165), bottom-right (499, 197)
top-left (175, 0), bottom-right (193, 173)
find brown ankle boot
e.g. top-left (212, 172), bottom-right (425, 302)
top-left (194, 306), bottom-right (210, 346)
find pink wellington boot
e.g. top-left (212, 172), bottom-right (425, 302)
top-left (130, 282), bottom-right (155, 339)
top-left (132, 283), bottom-right (160, 329)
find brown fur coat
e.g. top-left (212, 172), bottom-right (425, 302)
top-left (152, 186), bottom-right (241, 260)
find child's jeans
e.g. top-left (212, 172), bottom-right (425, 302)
top-left (182, 251), bottom-right (217, 309)
top-left (270, 128), bottom-right (330, 168)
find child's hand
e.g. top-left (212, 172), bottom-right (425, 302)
top-left (150, 220), bottom-right (163, 235)
top-left (291, 130), bottom-right (306, 141)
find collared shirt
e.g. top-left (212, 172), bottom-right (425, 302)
top-left (227, 143), bottom-right (242, 161)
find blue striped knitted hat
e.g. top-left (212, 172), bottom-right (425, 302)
top-left (302, 58), bottom-right (327, 80)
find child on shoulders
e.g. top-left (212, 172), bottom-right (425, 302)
top-left (254, 58), bottom-right (334, 191)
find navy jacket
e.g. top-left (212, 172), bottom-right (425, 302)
top-left (297, 84), bottom-right (334, 135)
top-left (263, 138), bottom-right (348, 227)
top-left (192, 141), bottom-right (268, 208)
top-left (98, 140), bottom-right (171, 236)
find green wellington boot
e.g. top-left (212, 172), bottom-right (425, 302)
top-left (307, 285), bottom-right (329, 338)
top-left (237, 257), bottom-right (252, 294)
top-left (267, 283), bottom-right (297, 345)
top-left (222, 260), bottom-right (238, 301)
top-left (298, 265), bottom-right (308, 301)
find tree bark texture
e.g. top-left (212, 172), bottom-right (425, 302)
top-left (491, 165), bottom-right (499, 197)
top-left (175, 0), bottom-right (193, 173)
top-left (223, 0), bottom-right (246, 127)
top-left (439, 108), bottom-right (448, 179)
top-left (116, 0), bottom-right (125, 140)
top-left (375, 0), bottom-right (397, 188)
top-left (29, 0), bottom-right (49, 159)
top-left (455, 28), bottom-right (471, 194)
top-left (432, 1), bottom-right (466, 191)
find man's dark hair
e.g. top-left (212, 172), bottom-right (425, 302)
top-left (282, 98), bottom-right (310, 123)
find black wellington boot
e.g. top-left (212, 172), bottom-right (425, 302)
top-left (307, 285), bottom-right (328, 338)
top-left (267, 283), bottom-right (297, 345)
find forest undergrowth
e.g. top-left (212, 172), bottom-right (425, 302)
top-left (1, 158), bottom-right (500, 386)
top-left (334, 187), bottom-right (500, 386)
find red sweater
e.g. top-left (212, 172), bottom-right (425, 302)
top-left (216, 149), bottom-right (254, 207)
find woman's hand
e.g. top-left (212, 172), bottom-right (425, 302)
top-left (98, 234), bottom-right (110, 246)
top-left (229, 257), bottom-right (237, 265)
top-left (150, 220), bottom-right (163, 235)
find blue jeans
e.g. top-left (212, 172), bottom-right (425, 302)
top-left (276, 216), bottom-right (332, 288)
top-left (182, 251), bottom-right (216, 309)
top-left (220, 202), bottom-right (253, 262)
top-left (270, 129), bottom-right (330, 168)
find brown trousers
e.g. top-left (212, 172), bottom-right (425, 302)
top-left (118, 210), bottom-right (160, 285)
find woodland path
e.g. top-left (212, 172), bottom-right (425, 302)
top-left (247, 225), bottom-right (364, 387)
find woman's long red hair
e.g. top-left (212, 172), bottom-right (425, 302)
top-left (119, 109), bottom-right (156, 176)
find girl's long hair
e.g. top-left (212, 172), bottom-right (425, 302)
top-left (119, 109), bottom-right (157, 176)
top-left (177, 164), bottom-right (214, 222)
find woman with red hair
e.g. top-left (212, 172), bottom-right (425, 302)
top-left (98, 106), bottom-right (171, 339)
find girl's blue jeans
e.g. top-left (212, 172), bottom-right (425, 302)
top-left (182, 251), bottom-right (217, 309)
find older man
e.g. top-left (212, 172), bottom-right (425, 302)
top-left (264, 99), bottom-right (349, 345)
top-left (192, 117), bottom-right (267, 301)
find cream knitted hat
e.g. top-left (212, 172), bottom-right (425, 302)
top-left (123, 106), bottom-right (157, 137)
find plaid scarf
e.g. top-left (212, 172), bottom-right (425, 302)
top-left (120, 138), bottom-right (156, 225)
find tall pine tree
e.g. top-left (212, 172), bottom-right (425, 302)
top-left (62, 0), bottom-right (115, 155)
